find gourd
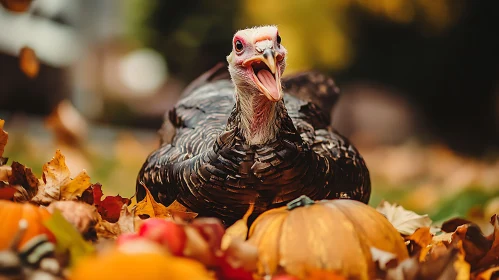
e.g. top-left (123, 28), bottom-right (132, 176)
top-left (248, 196), bottom-right (409, 279)
top-left (0, 200), bottom-right (55, 250)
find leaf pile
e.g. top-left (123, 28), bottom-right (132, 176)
top-left (1, 117), bottom-right (499, 280)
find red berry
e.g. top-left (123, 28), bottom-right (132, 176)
top-left (138, 219), bottom-right (187, 256)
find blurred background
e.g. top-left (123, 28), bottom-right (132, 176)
top-left (0, 0), bottom-right (498, 225)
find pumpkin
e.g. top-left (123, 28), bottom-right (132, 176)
top-left (0, 200), bottom-right (55, 250)
top-left (248, 196), bottom-right (409, 279)
top-left (70, 249), bottom-right (215, 280)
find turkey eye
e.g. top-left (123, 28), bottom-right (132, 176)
top-left (235, 40), bottom-right (244, 52)
top-left (277, 35), bottom-right (281, 45)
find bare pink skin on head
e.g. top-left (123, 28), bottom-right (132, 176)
top-left (227, 26), bottom-right (288, 145)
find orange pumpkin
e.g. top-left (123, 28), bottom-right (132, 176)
top-left (70, 249), bottom-right (215, 280)
top-left (0, 200), bottom-right (55, 250)
top-left (248, 196), bottom-right (409, 280)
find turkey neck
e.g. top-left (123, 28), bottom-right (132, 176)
top-left (234, 87), bottom-right (285, 145)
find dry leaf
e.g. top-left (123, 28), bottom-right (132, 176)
top-left (0, 0), bottom-right (33, 12)
top-left (47, 201), bottom-right (99, 237)
top-left (19, 46), bottom-right (39, 78)
top-left (0, 165), bottom-right (11, 181)
top-left (0, 186), bottom-right (17, 200)
top-left (453, 223), bottom-right (492, 267)
top-left (377, 200), bottom-right (432, 235)
top-left (406, 227), bottom-right (433, 249)
top-left (135, 183), bottom-right (197, 220)
top-left (474, 215), bottom-right (499, 269)
top-left (221, 204), bottom-right (254, 250)
top-left (8, 161), bottom-right (38, 198)
top-left (96, 205), bottom-right (138, 240)
top-left (0, 119), bottom-right (8, 164)
top-left (385, 246), bottom-right (469, 280)
top-left (32, 149), bottom-right (92, 205)
top-left (371, 247), bottom-right (399, 270)
top-left (474, 266), bottom-right (499, 280)
top-left (85, 183), bottom-right (131, 223)
top-left (45, 100), bottom-right (88, 146)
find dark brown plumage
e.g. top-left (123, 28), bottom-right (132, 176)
top-left (136, 61), bottom-right (371, 224)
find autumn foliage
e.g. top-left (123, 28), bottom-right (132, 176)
top-left (1, 116), bottom-right (499, 280)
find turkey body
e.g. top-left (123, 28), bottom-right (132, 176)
top-left (136, 64), bottom-right (371, 224)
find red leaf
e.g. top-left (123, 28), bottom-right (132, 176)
top-left (0, 186), bottom-right (17, 200)
top-left (97, 195), bottom-right (130, 223)
top-left (92, 183), bottom-right (103, 204)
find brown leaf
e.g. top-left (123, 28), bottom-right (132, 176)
top-left (474, 215), bottom-right (499, 269)
top-left (45, 100), bottom-right (88, 146)
top-left (19, 46), bottom-right (39, 78)
top-left (376, 200), bottom-right (432, 235)
top-left (135, 183), bottom-right (197, 220)
top-left (9, 161), bottom-right (38, 198)
top-left (385, 246), bottom-right (470, 280)
top-left (453, 223), bottom-right (492, 267)
top-left (47, 201), bottom-right (99, 239)
top-left (0, 119), bottom-right (8, 161)
top-left (0, 0), bottom-right (33, 12)
top-left (442, 217), bottom-right (475, 233)
top-left (32, 149), bottom-right (92, 205)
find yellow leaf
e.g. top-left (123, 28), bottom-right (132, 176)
top-left (32, 150), bottom-right (92, 205)
top-left (135, 183), bottom-right (197, 220)
top-left (221, 204), bottom-right (254, 250)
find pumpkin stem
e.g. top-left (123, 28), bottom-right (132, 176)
top-left (9, 219), bottom-right (28, 250)
top-left (286, 195), bottom-right (315, 210)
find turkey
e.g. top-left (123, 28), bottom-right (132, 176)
top-left (136, 26), bottom-right (371, 225)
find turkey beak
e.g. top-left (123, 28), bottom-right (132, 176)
top-left (262, 49), bottom-right (276, 75)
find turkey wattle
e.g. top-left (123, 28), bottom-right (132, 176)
top-left (136, 26), bottom-right (371, 224)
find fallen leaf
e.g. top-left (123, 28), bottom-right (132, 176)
top-left (442, 217), bottom-right (475, 233)
top-left (97, 195), bottom-right (131, 223)
top-left (377, 200), bottom-right (433, 235)
top-left (32, 150), bottom-right (92, 205)
top-left (85, 182), bottom-right (131, 223)
top-left (135, 183), bottom-right (197, 219)
top-left (0, 119), bottom-right (8, 163)
top-left (405, 227), bottom-right (433, 258)
top-left (371, 247), bottom-right (399, 270)
top-left (474, 215), bottom-right (499, 270)
top-left (0, 165), bottom-right (11, 181)
top-left (0, 0), bottom-right (33, 12)
top-left (221, 204), bottom-right (254, 250)
top-left (453, 223), bottom-right (492, 267)
top-left (96, 205), bottom-right (138, 240)
top-left (43, 209), bottom-right (95, 267)
top-left (19, 46), bottom-right (39, 78)
top-left (8, 161), bottom-right (38, 198)
top-left (385, 246), bottom-right (469, 280)
top-left (473, 266), bottom-right (499, 280)
top-left (45, 100), bottom-right (88, 146)
top-left (0, 186), bottom-right (17, 200)
top-left (218, 204), bottom-right (258, 279)
top-left (47, 201), bottom-right (99, 238)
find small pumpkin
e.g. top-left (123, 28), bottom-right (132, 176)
top-left (248, 196), bottom-right (409, 279)
top-left (0, 200), bottom-right (55, 250)
top-left (70, 248), bottom-right (215, 280)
